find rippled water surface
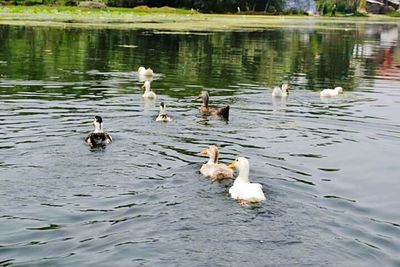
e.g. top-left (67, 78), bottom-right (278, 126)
top-left (0, 23), bottom-right (400, 266)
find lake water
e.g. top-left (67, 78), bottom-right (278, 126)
top-left (0, 22), bottom-right (399, 266)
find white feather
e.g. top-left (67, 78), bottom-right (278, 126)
top-left (138, 66), bottom-right (154, 76)
top-left (320, 87), bottom-right (343, 97)
top-left (229, 157), bottom-right (266, 202)
top-left (199, 145), bottom-right (233, 181)
top-left (156, 103), bottom-right (172, 122)
top-left (142, 81), bottom-right (157, 99)
top-left (272, 83), bottom-right (289, 97)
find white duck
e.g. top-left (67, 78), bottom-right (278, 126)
top-left (142, 81), bottom-right (157, 99)
top-left (228, 157), bottom-right (266, 203)
top-left (156, 102), bottom-right (173, 122)
top-left (199, 145), bottom-right (234, 182)
top-left (320, 86), bottom-right (343, 97)
top-left (272, 83), bottom-right (289, 97)
top-left (138, 66), bottom-right (154, 76)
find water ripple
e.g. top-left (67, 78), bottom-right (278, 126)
top-left (0, 24), bottom-right (399, 266)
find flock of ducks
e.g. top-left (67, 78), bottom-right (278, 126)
top-left (85, 66), bottom-right (345, 205)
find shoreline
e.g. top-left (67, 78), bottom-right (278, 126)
top-left (0, 6), bottom-right (399, 31)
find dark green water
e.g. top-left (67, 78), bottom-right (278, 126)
top-left (0, 23), bottom-right (399, 266)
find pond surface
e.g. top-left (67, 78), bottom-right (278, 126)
top-left (0, 23), bottom-right (399, 266)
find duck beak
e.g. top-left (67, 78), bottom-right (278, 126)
top-left (141, 84), bottom-right (145, 90)
top-left (195, 95), bottom-right (202, 100)
top-left (198, 148), bottom-right (208, 156)
top-left (228, 162), bottom-right (235, 169)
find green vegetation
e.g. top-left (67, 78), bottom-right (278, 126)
top-left (0, 0), bottom-right (397, 16)
top-left (0, 5), bottom-right (195, 15)
top-left (0, 5), bottom-right (199, 26)
top-left (0, 5), bottom-right (398, 33)
top-left (388, 11), bottom-right (400, 17)
top-left (0, 0), bottom-right (286, 13)
top-left (315, 0), bottom-right (368, 15)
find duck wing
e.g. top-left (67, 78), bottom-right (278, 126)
top-left (210, 164), bottom-right (234, 182)
top-left (320, 89), bottom-right (336, 97)
top-left (156, 114), bottom-right (172, 122)
top-left (229, 182), bottom-right (265, 202)
top-left (272, 87), bottom-right (282, 97)
top-left (208, 105), bottom-right (230, 119)
top-left (85, 132), bottom-right (112, 146)
top-left (104, 132), bottom-right (112, 143)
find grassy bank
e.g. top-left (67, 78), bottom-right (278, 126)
top-left (0, 5), bottom-right (196, 15)
top-left (0, 5), bottom-right (399, 32)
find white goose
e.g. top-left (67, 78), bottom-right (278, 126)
top-left (272, 83), bottom-right (289, 97)
top-left (228, 157), bottom-right (266, 203)
top-left (320, 87), bottom-right (343, 97)
top-left (142, 81), bottom-right (157, 99)
top-left (138, 66), bottom-right (154, 76)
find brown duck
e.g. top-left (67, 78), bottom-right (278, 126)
top-left (196, 91), bottom-right (230, 119)
top-left (199, 145), bottom-right (234, 182)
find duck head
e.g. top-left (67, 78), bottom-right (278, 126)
top-left (93, 115), bottom-right (104, 133)
top-left (229, 157), bottom-right (250, 182)
top-left (138, 66), bottom-right (146, 73)
top-left (334, 86), bottom-right (343, 93)
top-left (196, 91), bottom-right (209, 107)
top-left (199, 145), bottom-right (219, 164)
top-left (282, 83), bottom-right (289, 95)
top-left (159, 102), bottom-right (167, 114)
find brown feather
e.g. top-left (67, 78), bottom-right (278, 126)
top-left (85, 132), bottom-right (112, 147)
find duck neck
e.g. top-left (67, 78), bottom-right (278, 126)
top-left (207, 151), bottom-right (218, 164)
top-left (94, 123), bottom-right (103, 133)
top-left (159, 107), bottom-right (167, 115)
top-left (202, 94), bottom-right (209, 108)
top-left (236, 168), bottom-right (250, 183)
top-left (143, 81), bottom-right (151, 93)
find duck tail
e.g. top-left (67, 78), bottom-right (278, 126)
top-left (219, 105), bottom-right (230, 119)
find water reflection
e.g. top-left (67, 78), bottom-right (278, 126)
top-left (271, 95), bottom-right (287, 111)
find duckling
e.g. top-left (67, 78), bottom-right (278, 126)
top-left (156, 102), bottom-right (173, 122)
top-left (142, 81), bottom-right (157, 99)
top-left (228, 157), bottom-right (266, 203)
top-left (138, 66), bottom-right (154, 76)
top-left (196, 91), bottom-right (230, 119)
top-left (272, 83), bottom-right (289, 97)
top-left (85, 116), bottom-right (112, 147)
top-left (199, 145), bottom-right (234, 182)
top-left (320, 86), bottom-right (343, 97)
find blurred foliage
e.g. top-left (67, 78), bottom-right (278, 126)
top-left (315, 0), bottom-right (369, 15)
top-left (388, 10), bottom-right (400, 16)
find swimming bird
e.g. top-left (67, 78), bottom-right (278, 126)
top-left (228, 157), bottom-right (266, 203)
top-left (272, 83), bottom-right (289, 97)
top-left (142, 81), bottom-right (157, 99)
top-left (199, 145), bottom-right (234, 182)
top-left (196, 91), bottom-right (230, 119)
top-left (138, 66), bottom-right (154, 76)
top-left (320, 87), bottom-right (343, 97)
top-left (156, 102), bottom-right (173, 122)
top-left (85, 116), bottom-right (112, 147)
